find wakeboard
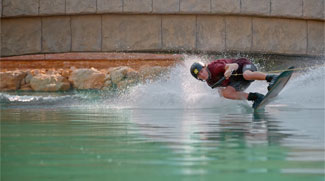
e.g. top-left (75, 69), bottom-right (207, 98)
top-left (254, 66), bottom-right (295, 111)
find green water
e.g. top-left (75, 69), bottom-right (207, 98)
top-left (1, 62), bottom-right (324, 181)
top-left (1, 107), bottom-right (324, 181)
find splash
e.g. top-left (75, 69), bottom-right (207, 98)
top-left (113, 55), bottom-right (241, 109)
top-left (1, 55), bottom-right (324, 110)
top-left (273, 65), bottom-right (325, 109)
top-left (108, 55), bottom-right (325, 110)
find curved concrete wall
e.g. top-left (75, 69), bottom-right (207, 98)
top-left (1, 0), bottom-right (324, 57)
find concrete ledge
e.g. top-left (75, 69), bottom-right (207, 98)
top-left (2, 0), bottom-right (324, 20)
top-left (0, 53), bottom-right (183, 70)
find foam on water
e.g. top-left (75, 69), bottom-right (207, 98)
top-left (1, 55), bottom-right (324, 110)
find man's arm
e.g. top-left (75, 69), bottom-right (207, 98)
top-left (224, 63), bottom-right (239, 79)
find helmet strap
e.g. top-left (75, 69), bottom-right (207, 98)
top-left (206, 67), bottom-right (211, 80)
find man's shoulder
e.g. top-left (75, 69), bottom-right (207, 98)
top-left (210, 58), bottom-right (233, 63)
top-left (207, 59), bottom-right (227, 73)
top-left (208, 59), bottom-right (232, 66)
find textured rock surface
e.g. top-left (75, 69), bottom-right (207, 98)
top-left (110, 67), bottom-right (130, 84)
top-left (20, 84), bottom-right (33, 91)
top-left (30, 74), bottom-right (70, 91)
top-left (138, 65), bottom-right (166, 80)
top-left (0, 71), bottom-right (27, 90)
top-left (69, 68), bottom-right (106, 89)
top-left (0, 65), bottom-right (166, 91)
top-left (117, 79), bottom-right (137, 89)
top-left (0, 53), bottom-right (180, 92)
top-left (24, 72), bottom-right (34, 84)
top-left (109, 66), bottom-right (139, 88)
top-left (102, 74), bottom-right (113, 90)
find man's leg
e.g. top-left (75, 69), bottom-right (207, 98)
top-left (220, 86), bottom-right (248, 100)
top-left (243, 70), bottom-right (266, 81)
top-left (243, 70), bottom-right (278, 90)
top-left (220, 85), bottom-right (265, 108)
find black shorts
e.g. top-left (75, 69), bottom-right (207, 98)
top-left (228, 63), bottom-right (257, 91)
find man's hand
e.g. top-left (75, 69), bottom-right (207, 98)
top-left (224, 69), bottom-right (233, 79)
top-left (224, 63), bottom-right (239, 79)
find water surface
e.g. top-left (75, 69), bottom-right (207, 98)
top-left (1, 58), bottom-right (324, 181)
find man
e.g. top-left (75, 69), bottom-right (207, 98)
top-left (190, 58), bottom-right (277, 108)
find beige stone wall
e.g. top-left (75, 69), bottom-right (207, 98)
top-left (1, 0), bottom-right (324, 57)
top-left (3, 0), bottom-right (324, 19)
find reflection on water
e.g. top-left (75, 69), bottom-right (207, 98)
top-left (1, 107), bottom-right (324, 181)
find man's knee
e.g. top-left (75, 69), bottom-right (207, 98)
top-left (243, 70), bottom-right (253, 80)
top-left (221, 87), bottom-right (236, 98)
